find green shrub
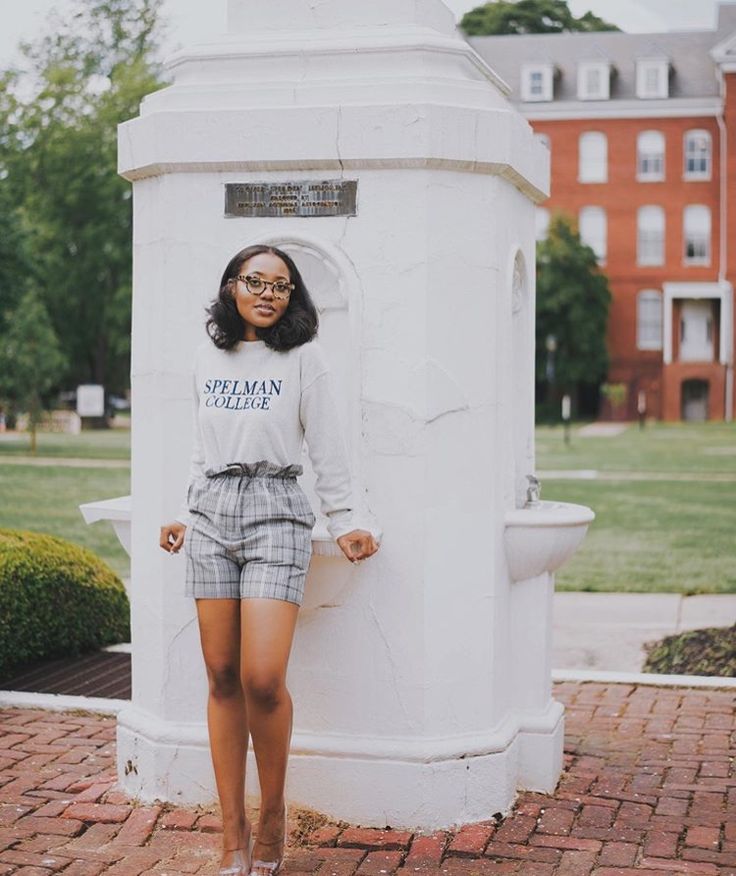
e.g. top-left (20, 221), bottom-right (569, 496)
top-left (0, 528), bottom-right (129, 677)
top-left (643, 625), bottom-right (736, 678)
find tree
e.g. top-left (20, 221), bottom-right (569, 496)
top-left (0, 291), bottom-right (68, 453)
top-left (0, 0), bottom-right (166, 397)
top-left (461, 0), bottom-right (619, 36)
top-left (535, 214), bottom-right (611, 413)
top-left (0, 181), bottom-right (35, 337)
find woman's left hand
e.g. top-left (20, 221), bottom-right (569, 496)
top-left (336, 530), bottom-right (380, 564)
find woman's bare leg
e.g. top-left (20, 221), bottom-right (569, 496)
top-left (196, 598), bottom-right (252, 867)
top-left (241, 598), bottom-right (299, 865)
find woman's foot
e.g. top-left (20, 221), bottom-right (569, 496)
top-left (250, 803), bottom-right (287, 876)
top-left (220, 819), bottom-right (254, 875)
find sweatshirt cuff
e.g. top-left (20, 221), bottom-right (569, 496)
top-left (326, 509), bottom-right (355, 541)
top-left (326, 509), bottom-right (383, 543)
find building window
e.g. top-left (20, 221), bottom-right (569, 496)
top-left (637, 290), bottom-right (663, 350)
top-left (684, 130), bottom-right (712, 180)
top-left (521, 64), bottom-right (553, 102)
top-left (577, 61), bottom-right (611, 100)
top-left (579, 131), bottom-right (607, 183)
top-left (683, 205), bottom-right (711, 264)
top-left (579, 206), bottom-right (607, 263)
top-left (637, 130), bottom-right (665, 181)
top-left (636, 58), bottom-right (669, 99)
top-left (637, 206), bottom-right (665, 266)
top-left (535, 207), bottom-right (550, 242)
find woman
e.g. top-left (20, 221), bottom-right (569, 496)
top-left (159, 245), bottom-right (381, 876)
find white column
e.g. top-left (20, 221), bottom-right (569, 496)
top-left (117, 0), bottom-right (553, 829)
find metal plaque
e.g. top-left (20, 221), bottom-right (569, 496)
top-left (225, 180), bottom-right (357, 218)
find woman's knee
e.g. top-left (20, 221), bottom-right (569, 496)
top-left (206, 662), bottom-right (242, 700)
top-left (242, 670), bottom-right (287, 712)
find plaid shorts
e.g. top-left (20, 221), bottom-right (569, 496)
top-left (184, 461), bottom-right (316, 605)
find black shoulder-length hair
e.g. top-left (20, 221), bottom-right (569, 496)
top-left (206, 244), bottom-right (318, 352)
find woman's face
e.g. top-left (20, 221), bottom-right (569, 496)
top-left (231, 251), bottom-right (292, 340)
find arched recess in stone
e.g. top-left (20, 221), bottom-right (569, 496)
top-left (252, 234), bottom-right (364, 555)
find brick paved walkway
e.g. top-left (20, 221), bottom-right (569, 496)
top-left (1, 681), bottom-right (734, 875)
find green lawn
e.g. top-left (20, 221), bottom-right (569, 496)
top-left (537, 422), bottom-right (736, 594)
top-left (0, 463), bottom-right (130, 579)
top-left (0, 428), bottom-right (130, 460)
top-left (536, 421), bottom-right (736, 473)
top-left (542, 479), bottom-right (736, 594)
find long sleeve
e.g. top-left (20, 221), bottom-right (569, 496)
top-left (175, 370), bottom-right (206, 526)
top-left (299, 370), bottom-right (357, 540)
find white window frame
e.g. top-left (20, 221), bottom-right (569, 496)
top-left (578, 131), bottom-right (608, 183)
top-left (577, 61), bottom-right (611, 101)
top-left (637, 130), bottom-right (665, 182)
top-left (637, 206), bottom-right (665, 267)
top-left (683, 129), bottom-right (712, 181)
top-left (637, 290), bottom-right (663, 350)
top-left (521, 63), bottom-right (554, 102)
top-left (579, 206), bottom-right (607, 264)
top-left (636, 58), bottom-right (669, 99)
top-left (683, 205), bottom-right (711, 266)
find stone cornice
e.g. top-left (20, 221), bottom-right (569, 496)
top-left (118, 104), bottom-right (550, 202)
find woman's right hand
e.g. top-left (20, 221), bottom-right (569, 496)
top-left (160, 522), bottom-right (186, 553)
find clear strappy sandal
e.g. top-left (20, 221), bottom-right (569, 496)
top-left (249, 803), bottom-right (287, 876)
top-left (220, 829), bottom-right (255, 876)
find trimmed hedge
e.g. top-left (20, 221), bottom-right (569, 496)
top-left (643, 624), bottom-right (736, 678)
top-left (0, 528), bottom-right (130, 678)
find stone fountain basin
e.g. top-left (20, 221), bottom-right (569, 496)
top-left (504, 500), bottom-right (595, 582)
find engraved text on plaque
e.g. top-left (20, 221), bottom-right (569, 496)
top-left (225, 180), bottom-right (358, 218)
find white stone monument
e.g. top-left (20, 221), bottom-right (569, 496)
top-left (116, 0), bottom-right (592, 830)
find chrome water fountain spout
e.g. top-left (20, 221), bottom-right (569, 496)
top-left (525, 475), bottom-right (541, 507)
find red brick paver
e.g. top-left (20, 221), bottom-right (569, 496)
top-left (0, 681), bottom-right (734, 874)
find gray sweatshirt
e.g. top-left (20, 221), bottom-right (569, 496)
top-left (177, 337), bottom-right (366, 540)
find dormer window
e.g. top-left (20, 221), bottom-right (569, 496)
top-left (636, 58), bottom-right (669, 99)
top-left (521, 63), bottom-right (553, 102)
top-left (578, 61), bottom-right (611, 100)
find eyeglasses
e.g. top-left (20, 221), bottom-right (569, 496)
top-left (235, 274), bottom-right (294, 300)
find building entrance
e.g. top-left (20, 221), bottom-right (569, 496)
top-left (680, 300), bottom-right (714, 362)
top-left (681, 379), bottom-right (709, 421)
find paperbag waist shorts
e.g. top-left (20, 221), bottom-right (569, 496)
top-left (184, 460), bottom-right (316, 605)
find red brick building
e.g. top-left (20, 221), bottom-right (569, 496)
top-left (470, 6), bottom-right (736, 421)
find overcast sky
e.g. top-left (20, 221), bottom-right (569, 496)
top-left (1, 0), bottom-right (734, 67)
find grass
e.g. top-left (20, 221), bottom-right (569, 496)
top-left (0, 428), bottom-right (130, 460)
top-left (0, 464), bottom-right (130, 579)
top-left (536, 421), bottom-right (736, 474)
top-left (541, 479), bottom-right (736, 594)
top-left (536, 421), bottom-right (736, 594)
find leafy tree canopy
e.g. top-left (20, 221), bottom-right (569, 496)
top-left (535, 214), bottom-right (611, 394)
top-left (0, 0), bottom-right (166, 396)
top-left (461, 0), bottom-right (620, 36)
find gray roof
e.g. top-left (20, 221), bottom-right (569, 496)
top-left (467, 3), bottom-right (736, 103)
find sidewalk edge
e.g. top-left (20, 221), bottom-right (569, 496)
top-left (552, 668), bottom-right (736, 689)
top-left (0, 689), bottom-right (128, 714)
